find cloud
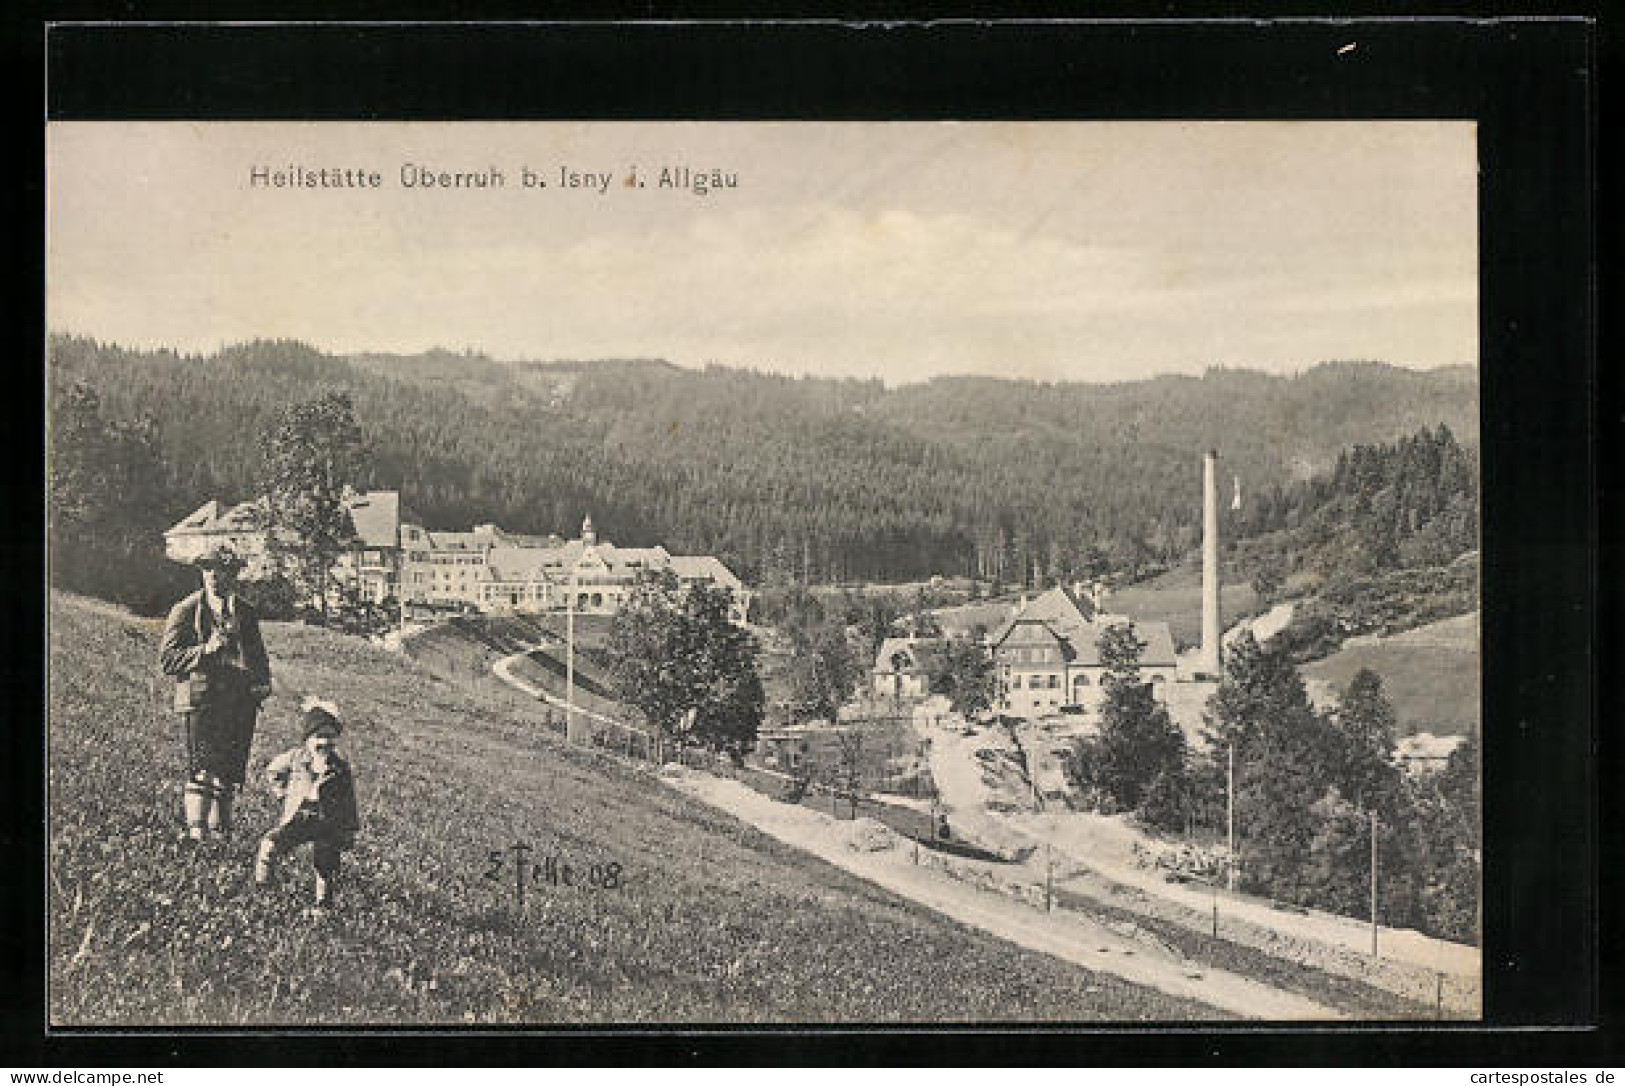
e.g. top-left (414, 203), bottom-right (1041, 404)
top-left (47, 121), bottom-right (1479, 381)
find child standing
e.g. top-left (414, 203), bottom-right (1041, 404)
top-left (255, 699), bottom-right (361, 907)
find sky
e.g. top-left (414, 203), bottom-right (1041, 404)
top-left (47, 121), bottom-right (1478, 385)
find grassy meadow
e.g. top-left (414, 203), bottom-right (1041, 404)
top-left (47, 590), bottom-right (1225, 1025)
top-left (1104, 565), bottom-right (1262, 650)
top-left (1302, 612), bottom-right (1480, 737)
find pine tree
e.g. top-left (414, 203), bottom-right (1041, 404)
top-left (1203, 631), bottom-right (1341, 898)
top-left (48, 382), bottom-right (186, 613)
top-left (1331, 668), bottom-right (1402, 809)
top-left (1089, 623), bottom-right (1187, 812)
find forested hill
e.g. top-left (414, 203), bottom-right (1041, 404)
top-left (49, 335), bottom-right (1476, 585)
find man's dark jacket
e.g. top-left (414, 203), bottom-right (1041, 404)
top-left (160, 589), bottom-right (271, 709)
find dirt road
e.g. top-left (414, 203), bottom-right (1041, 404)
top-left (925, 721), bottom-right (1481, 1016)
top-left (663, 770), bottom-right (1341, 1021)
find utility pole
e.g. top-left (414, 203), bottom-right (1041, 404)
top-left (1370, 808), bottom-right (1380, 957)
top-left (566, 571), bottom-right (576, 745)
top-left (1044, 843), bottom-right (1054, 912)
top-left (1227, 743), bottom-right (1237, 893)
top-left (397, 561), bottom-right (407, 646)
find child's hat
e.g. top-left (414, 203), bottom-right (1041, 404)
top-left (300, 696), bottom-right (343, 740)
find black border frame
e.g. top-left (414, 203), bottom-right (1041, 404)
top-left (12, 11), bottom-right (1611, 1066)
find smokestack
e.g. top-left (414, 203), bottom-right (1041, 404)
top-left (1201, 449), bottom-right (1222, 677)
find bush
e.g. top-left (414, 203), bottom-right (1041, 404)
top-left (237, 573), bottom-right (304, 622)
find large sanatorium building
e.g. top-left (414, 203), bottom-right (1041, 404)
top-left (162, 491), bottom-right (751, 623)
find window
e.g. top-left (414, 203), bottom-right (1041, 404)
top-left (1047, 675), bottom-right (1059, 689)
top-left (1074, 673), bottom-right (1090, 688)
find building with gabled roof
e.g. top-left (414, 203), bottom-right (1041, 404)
top-left (166, 493), bottom-right (750, 622)
top-left (990, 585), bottom-right (1178, 717)
top-left (163, 497), bottom-right (277, 577)
top-left (164, 489), bottom-right (408, 604)
top-left (464, 514), bottom-right (751, 623)
top-left (871, 636), bottom-right (936, 700)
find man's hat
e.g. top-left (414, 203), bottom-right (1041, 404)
top-left (194, 543), bottom-right (247, 571)
top-left (301, 697), bottom-right (344, 741)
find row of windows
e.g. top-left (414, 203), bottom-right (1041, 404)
top-left (1000, 646), bottom-right (1059, 665)
top-left (416, 554), bottom-right (484, 566)
top-left (1002, 673), bottom-right (1170, 692)
top-left (477, 591), bottom-right (620, 609)
top-left (1017, 674), bottom-right (1062, 690)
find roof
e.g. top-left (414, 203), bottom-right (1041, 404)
top-left (360, 509), bottom-right (742, 586)
top-left (483, 546), bottom-right (556, 582)
top-left (504, 531), bottom-right (565, 549)
top-left (1062, 620), bottom-right (1178, 669)
top-left (988, 585), bottom-right (1095, 644)
top-left (343, 490), bottom-right (400, 549)
top-left (421, 530), bottom-right (488, 552)
top-left (874, 637), bottom-right (936, 674)
top-left (164, 498), bottom-right (266, 537)
top-left (473, 540), bottom-right (740, 585)
top-left (933, 601), bottom-right (1011, 640)
top-left (991, 613), bottom-right (1177, 669)
top-left (165, 500), bottom-right (222, 536)
top-left (1025, 583), bottom-right (1097, 626)
top-left (669, 554), bottom-right (742, 588)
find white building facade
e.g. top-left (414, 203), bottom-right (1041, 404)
top-left (167, 498), bottom-right (750, 623)
top-left (989, 586), bottom-right (1179, 717)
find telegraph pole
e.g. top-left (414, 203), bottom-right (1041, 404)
top-left (397, 557), bottom-right (407, 646)
top-left (566, 571), bottom-right (577, 745)
top-left (1370, 808), bottom-right (1380, 957)
top-left (1226, 743), bottom-right (1237, 893)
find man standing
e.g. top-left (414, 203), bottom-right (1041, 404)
top-left (160, 543), bottom-right (272, 844)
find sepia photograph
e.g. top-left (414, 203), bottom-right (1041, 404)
top-left (45, 119), bottom-right (1484, 1027)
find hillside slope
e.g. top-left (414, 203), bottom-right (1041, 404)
top-left (51, 336), bottom-right (1476, 584)
top-left (1303, 612), bottom-right (1480, 737)
top-left (47, 591), bottom-right (1222, 1025)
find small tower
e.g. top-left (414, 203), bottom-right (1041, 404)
top-left (581, 513), bottom-right (597, 547)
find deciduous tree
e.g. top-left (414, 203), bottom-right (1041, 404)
top-left (784, 619), bottom-right (858, 723)
top-left (258, 392), bottom-right (370, 620)
top-left (927, 638), bottom-right (997, 719)
top-left (608, 570), bottom-right (764, 759)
